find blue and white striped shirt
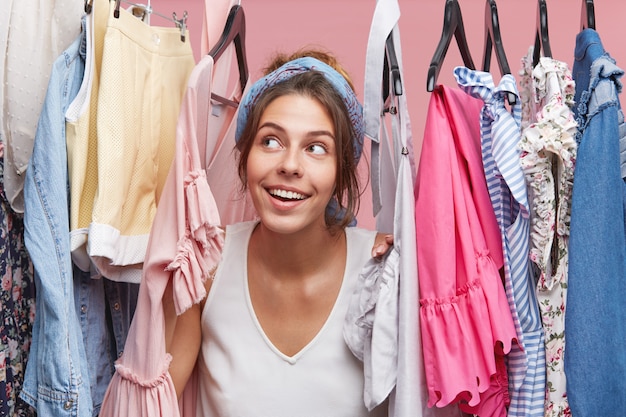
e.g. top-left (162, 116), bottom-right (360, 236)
top-left (455, 67), bottom-right (546, 417)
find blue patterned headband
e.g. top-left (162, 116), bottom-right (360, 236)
top-left (235, 57), bottom-right (365, 162)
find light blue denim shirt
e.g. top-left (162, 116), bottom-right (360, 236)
top-left (22, 19), bottom-right (140, 417)
top-left (566, 28), bottom-right (626, 417)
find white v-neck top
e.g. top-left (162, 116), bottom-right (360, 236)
top-left (198, 221), bottom-right (386, 417)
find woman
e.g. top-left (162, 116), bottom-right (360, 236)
top-left (167, 50), bottom-right (391, 416)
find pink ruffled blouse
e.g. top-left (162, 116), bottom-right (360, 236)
top-left (415, 85), bottom-right (519, 411)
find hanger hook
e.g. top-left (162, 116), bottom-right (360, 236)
top-left (173, 11), bottom-right (188, 42)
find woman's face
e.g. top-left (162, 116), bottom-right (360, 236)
top-left (246, 93), bottom-right (337, 235)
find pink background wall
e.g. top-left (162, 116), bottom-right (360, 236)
top-left (151, 0), bottom-right (626, 228)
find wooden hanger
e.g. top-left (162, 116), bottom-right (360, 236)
top-left (532, 0), bottom-right (552, 66)
top-left (482, 0), bottom-right (516, 104)
top-left (208, 5), bottom-right (249, 108)
top-left (581, 0), bottom-right (595, 30)
top-left (427, 0), bottom-right (475, 92)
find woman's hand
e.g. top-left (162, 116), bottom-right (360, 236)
top-left (372, 233), bottom-right (394, 258)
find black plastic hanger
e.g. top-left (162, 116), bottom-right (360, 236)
top-left (482, 0), bottom-right (516, 104)
top-left (581, 0), bottom-right (595, 30)
top-left (427, 0), bottom-right (475, 92)
top-left (482, 0), bottom-right (510, 75)
top-left (382, 33), bottom-right (403, 109)
top-left (208, 5), bottom-right (249, 108)
top-left (532, 0), bottom-right (552, 66)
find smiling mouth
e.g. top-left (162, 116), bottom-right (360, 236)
top-left (268, 188), bottom-right (309, 201)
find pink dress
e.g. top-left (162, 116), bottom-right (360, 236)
top-left (415, 85), bottom-right (518, 413)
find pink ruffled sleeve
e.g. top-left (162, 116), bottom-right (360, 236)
top-left (99, 56), bottom-right (224, 417)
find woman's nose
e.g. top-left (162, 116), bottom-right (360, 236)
top-left (278, 149), bottom-right (303, 177)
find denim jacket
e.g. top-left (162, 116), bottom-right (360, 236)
top-left (22, 20), bottom-right (139, 416)
top-left (22, 22), bottom-right (92, 417)
top-left (566, 28), bottom-right (626, 417)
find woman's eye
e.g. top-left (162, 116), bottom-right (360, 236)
top-left (261, 137), bottom-right (281, 149)
top-left (307, 143), bottom-right (327, 155)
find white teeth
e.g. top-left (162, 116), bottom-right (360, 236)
top-left (269, 189), bottom-right (306, 200)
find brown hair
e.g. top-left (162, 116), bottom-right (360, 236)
top-left (236, 49), bottom-right (361, 230)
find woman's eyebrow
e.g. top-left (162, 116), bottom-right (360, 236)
top-left (258, 121), bottom-right (285, 132)
top-left (258, 122), bottom-right (335, 139)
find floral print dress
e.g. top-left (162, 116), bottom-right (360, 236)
top-left (518, 49), bottom-right (578, 417)
top-left (0, 143), bottom-right (36, 417)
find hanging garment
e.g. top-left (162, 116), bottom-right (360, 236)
top-left (566, 28), bottom-right (626, 417)
top-left (455, 67), bottom-right (546, 417)
top-left (199, 221), bottom-right (386, 417)
top-left (201, 94), bottom-right (257, 224)
top-left (67, 0), bottom-right (109, 273)
top-left (0, 0), bottom-right (83, 213)
top-left (21, 21), bottom-right (93, 417)
top-left (200, 2), bottom-right (257, 225)
top-left (201, 59), bottom-right (257, 225)
top-left (344, 246), bottom-right (399, 411)
top-left (0, 151), bottom-right (36, 417)
top-left (100, 54), bottom-right (228, 417)
top-left (101, 0), bottom-right (249, 413)
top-left (87, 2), bottom-right (196, 283)
top-left (72, 266), bottom-right (139, 415)
top-left (64, 7), bottom-right (141, 413)
top-left (348, 1), bottom-right (459, 416)
top-left (519, 51), bottom-right (577, 417)
top-left (415, 84), bottom-right (518, 413)
top-left (345, 0), bottom-right (400, 413)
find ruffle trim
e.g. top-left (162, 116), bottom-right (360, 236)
top-left (165, 169), bottom-right (225, 315)
top-left (114, 354), bottom-right (173, 388)
top-left (459, 355), bottom-right (510, 417)
top-left (532, 58), bottom-right (576, 109)
top-left (519, 86), bottom-right (577, 290)
top-left (99, 354), bottom-right (180, 417)
top-left (420, 272), bottom-right (517, 408)
top-left (575, 55), bottom-right (624, 143)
